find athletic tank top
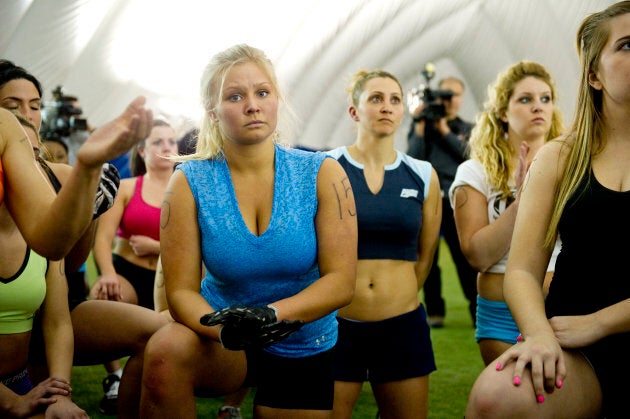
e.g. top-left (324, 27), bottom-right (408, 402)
top-left (179, 145), bottom-right (335, 358)
top-left (0, 248), bottom-right (47, 334)
top-left (327, 147), bottom-right (432, 261)
top-left (546, 172), bottom-right (630, 317)
top-left (117, 175), bottom-right (161, 241)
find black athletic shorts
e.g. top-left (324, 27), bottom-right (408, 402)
top-left (244, 347), bottom-right (334, 410)
top-left (333, 305), bottom-right (436, 383)
top-left (112, 254), bottom-right (155, 310)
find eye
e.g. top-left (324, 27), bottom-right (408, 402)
top-left (369, 95), bottom-right (383, 103)
top-left (518, 96), bottom-right (531, 104)
top-left (227, 93), bottom-right (242, 102)
top-left (391, 96), bottom-right (401, 104)
top-left (541, 95), bottom-right (552, 104)
top-left (2, 101), bottom-right (18, 110)
top-left (257, 89), bottom-right (270, 98)
top-left (619, 40), bottom-right (630, 50)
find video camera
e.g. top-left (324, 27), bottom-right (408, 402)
top-left (41, 86), bottom-right (88, 141)
top-left (408, 63), bottom-right (454, 122)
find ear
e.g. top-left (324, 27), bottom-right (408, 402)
top-left (588, 70), bottom-right (603, 90)
top-left (208, 109), bottom-right (218, 122)
top-left (348, 105), bottom-right (359, 122)
top-left (499, 111), bottom-right (508, 123)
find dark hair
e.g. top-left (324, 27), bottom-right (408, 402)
top-left (177, 128), bottom-right (199, 156)
top-left (0, 60), bottom-right (43, 98)
top-left (42, 137), bottom-right (69, 154)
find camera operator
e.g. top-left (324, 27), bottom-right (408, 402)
top-left (407, 76), bottom-right (477, 328)
top-left (41, 87), bottom-right (92, 165)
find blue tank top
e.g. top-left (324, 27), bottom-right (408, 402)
top-left (179, 145), bottom-right (335, 357)
top-left (327, 147), bottom-right (432, 261)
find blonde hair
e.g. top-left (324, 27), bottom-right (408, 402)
top-left (469, 60), bottom-right (564, 199)
top-left (176, 44), bottom-right (288, 161)
top-left (346, 69), bottom-right (403, 107)
top-left (545, 1), bottom-right (630, 247)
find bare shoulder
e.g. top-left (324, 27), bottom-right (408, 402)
top-left (317, 156), bottom-right (347, 181)
top-left (316, 157), bottom-right (352, 198)
top-left (118, 176), bottom-right (137, 196)
top-left (530, 136), bottom-right (571, 176)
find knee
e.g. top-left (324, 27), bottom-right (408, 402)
top-left (465, 375), bottom-right (514, 418)
top-left (142, 328), bottom-right (190, 396)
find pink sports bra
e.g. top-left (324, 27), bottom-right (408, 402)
top-left (117, 175), bottom-right (161, 241)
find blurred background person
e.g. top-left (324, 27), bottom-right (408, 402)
top-left (42, 137), bottom-right (69, 164)
top-left (0, 59), bottom-right (167, 417)
top-left (90, 119), bottom-right (176, 414)
top-left (407, 74), bottom-right (477, 328)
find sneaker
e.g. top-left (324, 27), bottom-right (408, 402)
top-left (427, 315), bottom-right (445, 328)
top-left (98, 373), bottom-right (120, 416)
top-left (218, 405), bottom-right (242, 419)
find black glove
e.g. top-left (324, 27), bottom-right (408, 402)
top-left (200, 306), bottom-right (277, 328)
top-left (254, 319), bottom-right (304, 347)
top-left (93, 163), bottom-right (120, 219)
top-left (201, 305), bottom-right (304, 350)
top-left (217, 319), bottom-right (304, 350)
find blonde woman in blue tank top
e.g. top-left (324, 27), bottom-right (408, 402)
top-left (140, 44), bottom-right (357, 418)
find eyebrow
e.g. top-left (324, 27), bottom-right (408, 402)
top-left (2, 96), bottom-right (41, 103)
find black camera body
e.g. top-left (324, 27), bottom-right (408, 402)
top-left (414, 64), bottom-right (453, 122)
top-left (41, 86), bottom-right (88, 141)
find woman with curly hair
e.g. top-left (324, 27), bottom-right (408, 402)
top-left (449, 60), bottom-right (564, 366)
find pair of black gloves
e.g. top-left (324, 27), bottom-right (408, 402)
top-left (200, 306), bottom-right (304, 350)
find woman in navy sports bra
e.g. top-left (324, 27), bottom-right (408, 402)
top-left (327, 70), bottom-right (442, 419)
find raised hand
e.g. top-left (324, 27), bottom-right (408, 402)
top-left (76, 96), bottom-right (152, 168)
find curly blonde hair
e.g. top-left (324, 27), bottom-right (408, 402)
top-left (468, 61), bottom-right (564, 199)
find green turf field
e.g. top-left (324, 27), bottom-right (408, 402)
top-left (74, 238), bottom-right (484, 417)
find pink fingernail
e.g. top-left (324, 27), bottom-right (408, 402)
top-left (537, 394), bottom-right (545, 403)
top-left (516, 334), bottom-right (523, 342)
top-left (557, 379), bottom-right (563, 388)
top-left (513, 376), bottom-right (521, 386)
top-left (495, 362), bottom-right (501, 371)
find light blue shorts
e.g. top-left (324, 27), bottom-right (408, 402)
top-left (475, 296), bottom-right (520, 344)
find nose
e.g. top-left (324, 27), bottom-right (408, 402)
top-left (532, 101), bottom-right (542, 112)
top-left (245, 95), bottom-right (261, 114)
